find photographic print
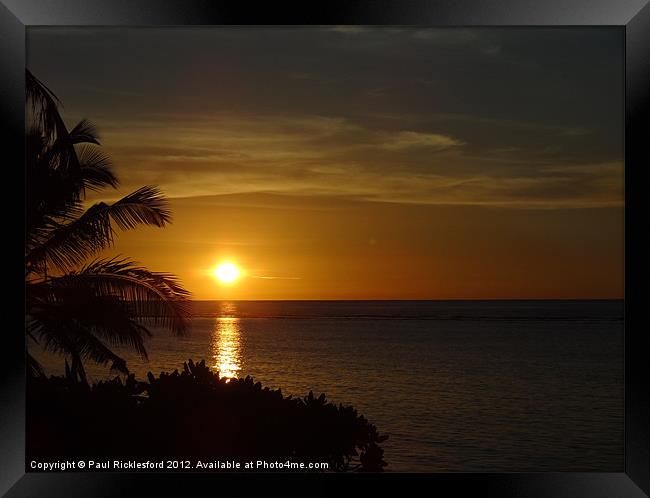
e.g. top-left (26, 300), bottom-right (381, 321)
top-left (25, 26), bottom-right (624, 473)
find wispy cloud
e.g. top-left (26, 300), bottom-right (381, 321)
top-left (250, 275), bottom-right (302, 280)
top-left (82, 109), bottom-right (622, 210)
top-left (382, 131), bottom-right (464, 151)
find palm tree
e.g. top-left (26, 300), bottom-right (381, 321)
top-left (25, 69), bottom-right (191, 382)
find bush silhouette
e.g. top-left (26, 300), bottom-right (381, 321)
top-left (27, 360), bottom-right (388, 472)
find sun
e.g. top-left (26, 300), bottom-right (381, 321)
top-left (214, 263), bottom-right (240, 284)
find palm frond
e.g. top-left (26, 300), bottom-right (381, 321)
top-left (69, 119), bottom-right (101, 145)
top-left (31, 125), bottom-right (106, 194)
top-left (108, 186), bottom-right (172, 230)
top-left (26, 70), bottom-right (189, 377)
top-left (26, 68), bottom-right (66, 142)
top-left (37, 131), bottom-right (82, 177)
top-left (26, 203), bottom-right (113, 271)
top-left (28, 290), bottom-right (151, 360)
top-left (45, 257), bottom-right (191, 335)
top-left (29, 310), bottom-right (129, 374)
top-left (26, 70), bottom-right (86, 189)
top-left (27, 353), bottom-right (46, 378)
top-left (26, 186), bottom-right (172, 272)
top-left (26, 138), bottom-right (117, 239)
top-left (75, 144), bottom-right (119, 191)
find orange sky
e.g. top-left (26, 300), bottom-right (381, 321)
top-left (28, 27), bottom-right (624, 300)
top-left (97, 193), bottom-right (623, 300)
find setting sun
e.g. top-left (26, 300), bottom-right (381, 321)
top-left (214, 263), bottom-right (240, 284)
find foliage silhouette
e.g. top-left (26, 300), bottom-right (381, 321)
top-left (25, 69), bottom-right (190, 379)
top-left (27, 360), bottom-right (388, 472)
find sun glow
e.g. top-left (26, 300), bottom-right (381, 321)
top-left (214, 262), bottom-right (240, 284)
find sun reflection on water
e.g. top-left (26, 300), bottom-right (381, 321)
top-left (211, 303), bottom-right (241, 381)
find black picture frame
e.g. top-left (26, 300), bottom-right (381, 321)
top-left (2, 1), bottom-right (649, 495)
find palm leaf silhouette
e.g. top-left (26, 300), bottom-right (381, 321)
top-left (27, 186), bottom-right (172, 271)
top-left (25, 69), bottom-right (190, 379)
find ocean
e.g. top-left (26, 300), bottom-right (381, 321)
top-left (31, 299), bottom-right (624, 472)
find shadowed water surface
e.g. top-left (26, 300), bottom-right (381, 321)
top-left (32, 300), bottom-right (623, 472)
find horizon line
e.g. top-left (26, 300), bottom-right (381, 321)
top-left (189, 297), bottom-right (624, 302)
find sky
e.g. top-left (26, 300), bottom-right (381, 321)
top-left (27, 27), bottom-right (624, 300)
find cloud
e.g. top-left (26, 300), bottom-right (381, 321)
top-left (79, 110), bottom-right (622, 210)
top-left (541, 162), bottom-right (622, 175)
top-left (250, 275), bottom-right (302, 280)
top-left (382, 131), bottom-right (464, 151)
